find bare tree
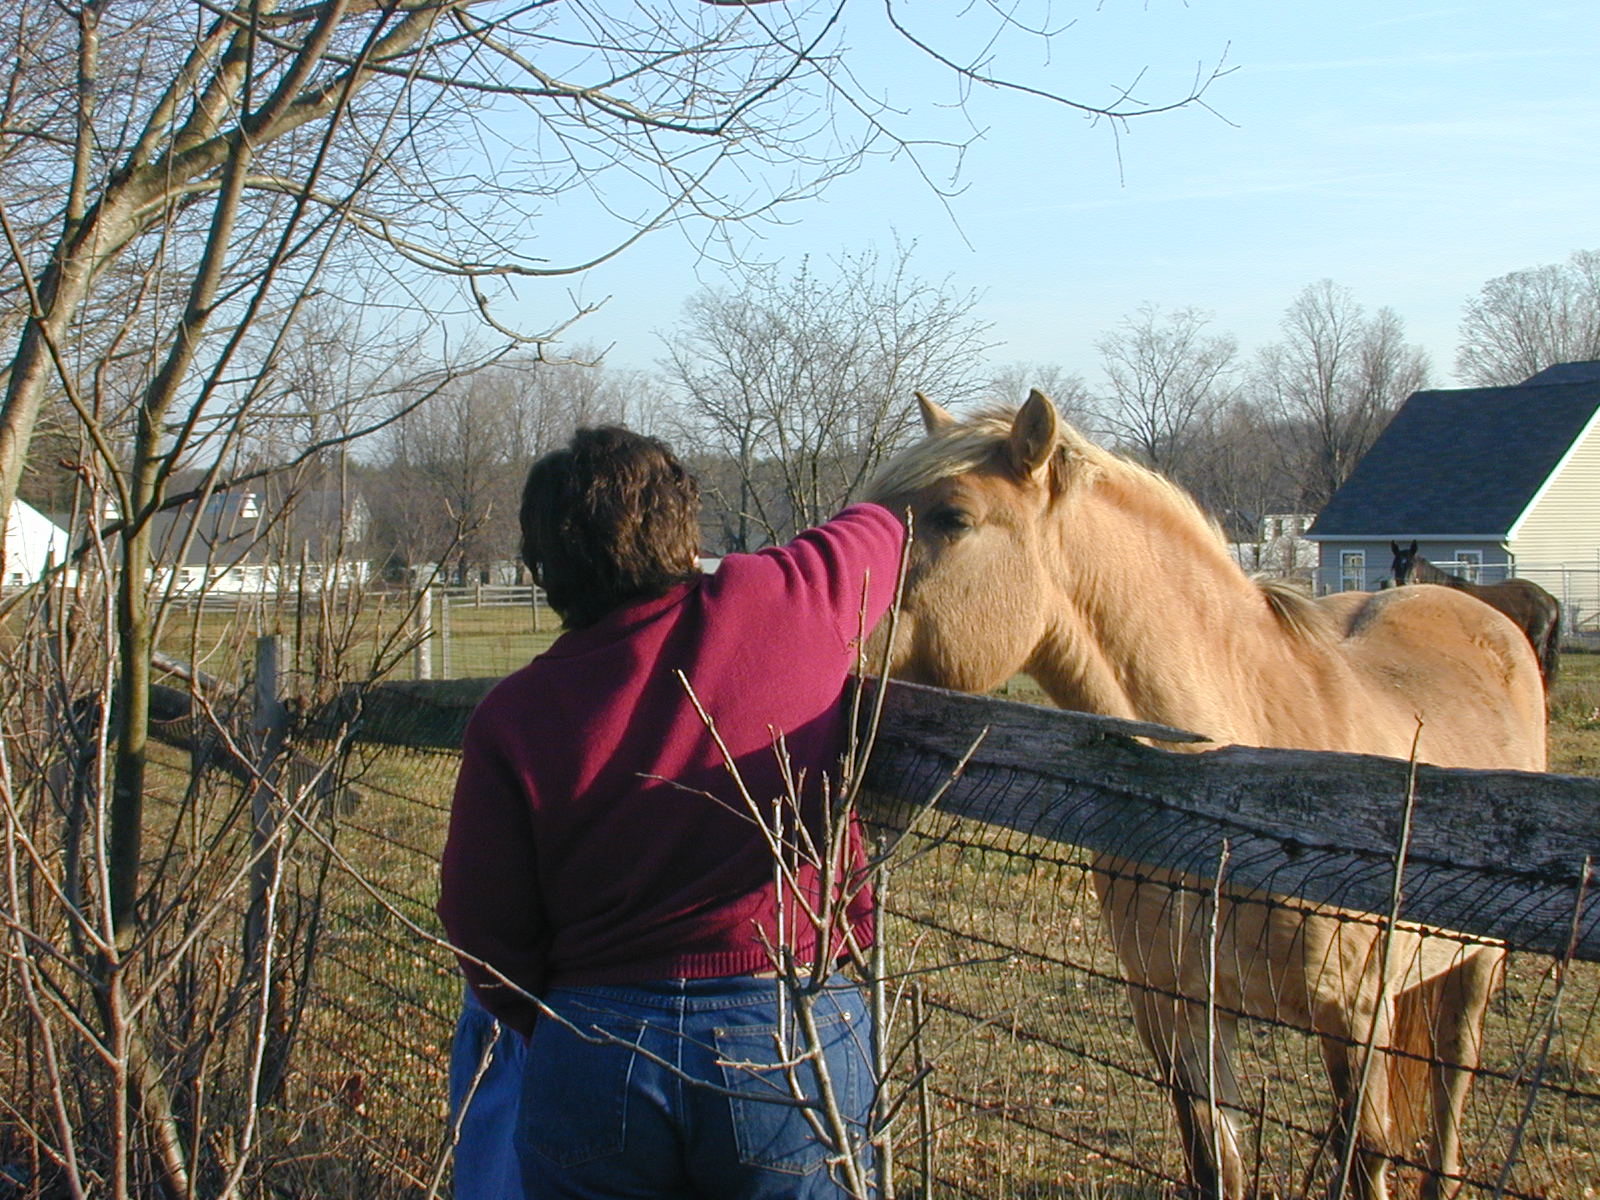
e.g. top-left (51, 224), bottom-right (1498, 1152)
top-left (665, 244), bottom-right (993, 549)
top-left (366, 354), bottom-right (648, 582)
top-left (986, 361), bottom-right (1095, 428)
top-left (1183, 399), bottom-right (1303, 545)
top-left (1092, 304), bottom-right (1240, 482)
top-left (1455, 248), bottom-right (1600, 385)
top-left (1254, 281), bottom-right (1429, 511)
top-left (0, 3), bottom-right (1229, 1191)
top-left (0, 1), bottom-right (1230, 536)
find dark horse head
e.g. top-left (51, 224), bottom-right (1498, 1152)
top-left (1389, 540), bottom-right (1428, 586)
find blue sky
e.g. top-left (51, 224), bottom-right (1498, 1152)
top-left (493, 1), bottom-right (1600, 390)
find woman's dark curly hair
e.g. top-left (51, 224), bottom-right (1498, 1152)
top-left (520, 426), bottom-right (702, 629)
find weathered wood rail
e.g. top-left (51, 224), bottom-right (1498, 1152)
top-left (333, 676), bottom-right (1600, 962)
top-left (862, 679), bottom-right (1600, 963)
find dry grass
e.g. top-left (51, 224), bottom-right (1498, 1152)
top-left (280, 646), bottom-right (1600, 1199)
top-left (1548, 650), bottom-right (1600, 775)
top-left (12, 597), bottom-right (1597, 1199)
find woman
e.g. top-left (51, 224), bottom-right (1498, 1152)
top-left (439, 425), bottom-right (905, 1198)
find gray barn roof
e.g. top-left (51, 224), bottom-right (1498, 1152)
top-left (1308, 364), bottom-right (1600, 539)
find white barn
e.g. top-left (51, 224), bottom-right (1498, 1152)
top-left (3, 499), bottom-right (70, 589)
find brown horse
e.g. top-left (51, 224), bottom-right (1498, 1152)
top-left (867, 391), bottom-right (1547, 1200)
top-left (1390, 540), bottom-right (1562, 687)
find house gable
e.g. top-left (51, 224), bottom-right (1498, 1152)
top-left (4, 500), bottom-right (71, 586)
top-left (1510, 400), bottom-right (1600, 568)
top-left (1309, 373), bottom-right (1600, 541)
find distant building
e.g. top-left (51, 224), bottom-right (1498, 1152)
top-left (1308, 362), bottom-right (1600, 631)
top-left (1230, 513), bottom-right (1316, 582)
top-left (3, 499), bottom-right (71, 589)
top-left (145, 484), bottom-right (372, 595)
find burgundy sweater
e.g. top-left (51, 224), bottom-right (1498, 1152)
top-left (438, 503), bottom-right (906, 1034)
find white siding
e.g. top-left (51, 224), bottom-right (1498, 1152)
top-left (1513, 411), bottom-right (1600, 562)
top-left (4, 499), bottom-right (70, 586)
top-left (1511, 409), bottom-right (1600, 627)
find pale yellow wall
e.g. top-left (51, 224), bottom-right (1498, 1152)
top-left (1511, 409), bottom-right (1600, 622)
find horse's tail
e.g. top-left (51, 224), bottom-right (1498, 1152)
top-left (1387, 982), bottom-right (1437, 1167)
top-left (1541, 605), bottom-right (1562, 689)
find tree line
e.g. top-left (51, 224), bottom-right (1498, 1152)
top-left (0, 4), bottom-right (1232, 1194)
top-left (225, 244), bottom-right (1599, 582)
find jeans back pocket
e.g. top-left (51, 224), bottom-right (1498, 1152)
top-left (714, 998), bottom-right (871, 1177)
top-left (520, 1009), bottom-right (641, 1169)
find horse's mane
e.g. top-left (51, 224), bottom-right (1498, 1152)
top-left (866, 407), bottom-right (1098, 498)
top-left (869, 405), bottom-right (1332, 644)
top-left (1259, 578), bottom-right (1331, 642)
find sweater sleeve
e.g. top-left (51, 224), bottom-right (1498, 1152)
top-left (438, 707), bottom-right (548, 1036)
top-left (762, 502), bottom-right (907, 647)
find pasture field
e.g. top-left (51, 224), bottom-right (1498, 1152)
top-left (274, 645), bottom-right (1600, 1198)
top-left (149, 589), bottom-right (561, 685)
top-left (8, 582), bottom-right (1598, 1197)
top-left (1548, 648), bottom-right (1600, 773)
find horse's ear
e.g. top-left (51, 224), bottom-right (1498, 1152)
top-left (1408, 540), bottom-right (1418, 554)
top-left (1391, 541), bottom-right (1402, 556)
top-left (915, 391), bottom-right (956, 433)
top-left (1007, 389), bottom-right (1058, 478)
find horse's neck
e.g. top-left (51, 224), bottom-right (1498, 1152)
top-left (1028, 484), bottom-right (1291, 741)
top-left (1411, 557), bottom-right (1462, 588)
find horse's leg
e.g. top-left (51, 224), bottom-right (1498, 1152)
top-left (1126, 983), bottom-right (1246, 1200)
top-left (1396, 944), bottom-right (1503, 1200)
top-left (1096, 865), bottom-right (1246, 1200)
top-left (1315, 987), bottom-right (1398, 1200)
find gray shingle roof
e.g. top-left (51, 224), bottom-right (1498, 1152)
top-left (1308, 365), bottom-right (1600, 538)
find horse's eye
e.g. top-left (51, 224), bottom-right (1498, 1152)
top-left (926, 506), bottom-right (972, 536)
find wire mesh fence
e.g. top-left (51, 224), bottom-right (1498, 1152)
top-left (244, 678), bottom-right (1600, 1200)
top-left (4, 591), bottom-right (1598, 1198)
top-left (863, 739), bottom-right (1600, 1199)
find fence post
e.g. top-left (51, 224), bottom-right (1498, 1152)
top-left (415, 585), bottom-right (433, 681)
top-left (246, 635), bottom-right (287, 967)
top-left (248, 635), bottom-right (294, 1104)
top-left (439, 590), bottom-right (453, 680)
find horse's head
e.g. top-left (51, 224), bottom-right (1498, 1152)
top-left (1390, 539), bottom-right (1420, 586)
top-left (865, 389), bottom-right (1076, 693)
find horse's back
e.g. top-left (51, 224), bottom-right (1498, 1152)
top-left (1318, 584), bottom-right (1546, 772)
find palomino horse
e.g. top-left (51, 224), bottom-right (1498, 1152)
top-left (867, 392), bottom-right (1547, 1200)
top-left (1390, 540), bottom-right (1562, 688)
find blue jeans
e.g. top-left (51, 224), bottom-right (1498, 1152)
top-left (450, 987), bottom-right (531, 1199)
top-left (518, 975), bottom-right (876, 1199)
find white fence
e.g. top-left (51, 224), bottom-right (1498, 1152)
top-left (409, 584), bottom-right (550, 680)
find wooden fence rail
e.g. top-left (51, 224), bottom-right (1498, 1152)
top-left (861, 679), bottom-right (1600, 962)
top-left (332, 676), bottom-right (1600, 962)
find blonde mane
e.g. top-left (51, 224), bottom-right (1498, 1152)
top-left (870, 406), bottom-right (1330, 643)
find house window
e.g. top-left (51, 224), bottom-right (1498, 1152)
top-left (1340, 550), bottom-right (1365, 592)
top-left (1456, 550), bottom-right (1482, 583)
